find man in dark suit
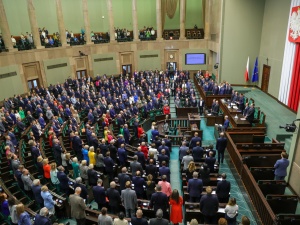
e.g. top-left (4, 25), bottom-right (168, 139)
top-left (57, 166), bottom-right (70, 196)
top-left (192, 142), bottom-right (204, 162)
top-left (87, 164), bottom-right (98, 186)
top-left (222, 115), bottom-right (230, 131)
top-left (130, 155), bottom-right (143, 177)
top-left (31, 179), bottom-right (44, 208)
top-left (69, 187), bottom-right (86, 225)
top-left (198, 97), bottom-right (205, 115)
top-left (106, 181), bottom-right (121, 214)
top-left (124, 124), bottom-right (131, 144)
top-left (135, 147), bottom-right (146, 169)
top-left (103, 152), bottom-right (115, 182)
top-left (72, 132), bottom-right (83, 160)
top-left (118, 144), bottom-right (127, 167)
top-left (245, 103), bottom-right (255, 124)
top-left (118, 167), bottom-right (131, 191)
top-left (146, 159), bottom-right (158, 179)
top-left (205, 151), bottom-right (216, 173)
top-left (33, 207), bottom-right (51, 225)
top-left (92, 179), bottom-right (106, 210)
top-left (89, 133), bottom-right (99, 151)
top-left (73, 177), bottom-right (88, 201)
top-left (189, 132), bottom-right (202, 149)
top-left (149, 185), bottom-right (169, 217)
top-left (212, 100), bottom-right (220, 116)
top-left (187, 172), bottom-right (203, 202)
top-left (200, 186), bottom-right (219, 224)
top-left (216, 173), bottom-right (231, 203)
top-left (159, 161), bottom-right (170, 181)
top-left (132, 171), bottom-right (146, 199)
top-left (131, 209), bottom-right (148, 225)
top-left (158, 150), bottom-right (169, 167)
top-left (149, 209), bottom-right (169, 225)
top-left (274, 152), bottom-right (290, 180)
top-left (53, 138), bottom-right (62, 166)
top-left (216, 132), bottom-right (227, 164)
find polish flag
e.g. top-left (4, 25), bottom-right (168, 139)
top-left (244, 57), bottom-right (249, 82)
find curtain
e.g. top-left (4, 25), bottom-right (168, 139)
top-left (165, 0), bottom-right (178, 19)
top-left (288, 43), bottom-right (300, 111)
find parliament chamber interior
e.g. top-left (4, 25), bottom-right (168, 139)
top-left (0, 0), bottom-right (300, 225)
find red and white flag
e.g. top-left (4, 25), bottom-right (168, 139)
top-left (244, 57), bottom-right (249, 81)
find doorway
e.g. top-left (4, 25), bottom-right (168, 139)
top-left (167, 62), bottom-right (177, 73)
top-left (76, 70), bottom-right (87, 79)
top-left (261, 64), bottom-right (271, 92)
top-left (27, 79), bottom-right (39, 91)
top-left (122, 64), bottom-right (132, 76)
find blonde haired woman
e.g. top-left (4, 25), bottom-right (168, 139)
top-left (41, 185), bottom-right (55, 215)
top-left (16, 203), bottom-right (31, 225)
top-left (225, 198), bottom-right (238, 225)
top-left (72, 157), bottom-right (80, 179)
top-left (50, 162), bottom-right (60, 192)
top-left (88, 146), bottom-right (96, 165)
top-left (186, 161), bottom-right (196, 182)
top-left (80, 160), bottom-right (89, 185)
top-left (42, 158), bottom-right (51, 181)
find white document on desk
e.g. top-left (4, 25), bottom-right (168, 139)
top-left (218, 208), bottom-right (225, 213)
top-left (240, 118), bottom-right (246, 121)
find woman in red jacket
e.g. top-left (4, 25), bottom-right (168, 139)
top-left (163, 104), bottom-right (170, 115)
top-left (169, 189), bottom-right (183, 225)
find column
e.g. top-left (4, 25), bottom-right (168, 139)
top-left (55, 0), bottom-right (68, 46)
top-left (0, 0), bottom-right (16, 51)
top-left (82, 0), bottom-right (92, 45)
top-left (27, 0), bottom-right (43, 49)
top-left (132, 0), bottom-right (139, 41)
top-left (204, 0), bottom-right (211, 40)
top-left (107, 0), bottom-right (115, 42)
top-left (156, 0), bottom-right (162, 40)
top-left (179, 0), bottom-right (186, 40)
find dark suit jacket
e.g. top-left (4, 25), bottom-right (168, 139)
top-left (74, 183), bottom-right (88, 200)
top-left (131, 217), bottom-right (148, 225)
top-left (31, 185), bottom-right (44, 206)
top-left (159, 166), bottom-right (170, 180)
top-left (216, 180), bottom-right (231, 198)
top-left (130, 161), bottom-right (143, 176)
top-left (103, 157), bottom-right (114, 172)
top-left (149, 218), bottom-right (169, 225)
top-left (132, 176), bottom-right (146, 194)
top-left (106, 188), bottom-right (121, 207)
top-left (149, 192), bottom-right (168, 214)
top-left (216, 137), bottom-right (227, 152)
top-left (118, 173), bottom-right (131, 190)
top-left (205, 157), bottom-right (216, 172)
top-left (57, 171), bottom-right (69, 190)
top-left (33, 214), bottom-right (52, 225)
top-left (146, 164), bottom-right (158, 179)
top-left (72, 136), bottom-right (82, 152)
top-left (192, 146), bottom-right (204, 162)
top-left (200, 194), bottom-right (219, 216)
top-left (92, 185), bottom-right (106, 204)
top-left (188, 178), bottom-right (203, 198)
top-left (87, 169), bottom-right (98, 186)
top-left (190, 136), bottom-right (202, 149)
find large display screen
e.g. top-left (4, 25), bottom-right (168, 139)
top-left (185, 53), bottom-right (206, 65)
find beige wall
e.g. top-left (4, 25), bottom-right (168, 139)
top-left (43, 58), bottom-right (71, 85)
top-left (0, 65), bottom-right (24, 99)
top-left (137, 50), bottom-right (161, 71)
top-left (92, 53), bottom-right (118, 76)
top-left (258, 0), bottom-right (291, 97)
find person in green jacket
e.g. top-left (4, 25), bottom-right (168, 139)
top-left (72, 157), bottom-right (80, 179)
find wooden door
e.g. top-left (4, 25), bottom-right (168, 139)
top-left (261, 64), bottom-right (271, 92)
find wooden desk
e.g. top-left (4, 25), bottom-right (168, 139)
top-left (220, 100), bottom-right (251, 127)
top-left (205, 114), bottom-right (224, 126)
top-left (188, 113), bottom-right (201, 128)
top-left (220, 100), bottom-right (243, 115)
top-left (176, 107), bottom-right (198, 117)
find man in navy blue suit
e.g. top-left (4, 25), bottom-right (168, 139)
top-left (57, 166), bottom-right (70, 196)
top-left (118, 144), bottom-right (127, 167)
top-left (216, 173), bottom-right (231, 203)
top-left (158, 150), bottom-right (169, 167)
top-left (205, 151), bottom-right (216, 173)
top-left (103, 152), bottom-right (115, 182)
top-left (146, 159), bottom-right (158, 180)
top-left (274, 152), bottom-right (290, 180)
top-left (123, 124), bottom-right (131, 144)
top-left (118, 167), bottom-right (131, 191)
top-left (92, 179), bottom-right (106, 210)
top-left (151, 126), bottom-right (159, 141)
top-left (187, 172), bottom-right (203, 202)
top-left (192, 142), bottom-right (204, 162)
top-left (149, 185), bottom-right (169, 217)
top-left (159, 161), bottom-right (170, 181)
top-left (31, 179), bottom-right (44, 208)
top-left (72, 132), bottom-right (83, 160)
top-left (87, 109), bottom-right (94, 124)
top-left (189, 132), bottom-right (202, 149)
top-left (33, 207), bottom-right (52, 225)
top-left (216, 132), bottom-right (227, 164)
top-left (222, 115), bottom-right (230, 131)
top-left (200, 186), bottom-right (219, 224)
top-left (132, 171), bottom-right (146, 199)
